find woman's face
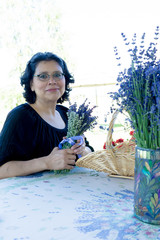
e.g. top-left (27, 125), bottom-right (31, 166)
top-left (31, 60), bottom-right (65, 104)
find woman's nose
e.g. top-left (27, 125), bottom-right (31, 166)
top-left (48, 77), bottom-right (57, 84)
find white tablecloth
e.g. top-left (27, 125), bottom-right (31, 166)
top-left (0, 167), bottom-right (160, 240)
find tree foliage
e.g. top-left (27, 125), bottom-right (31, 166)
top-left (0, 0), bottom-right (70, 128)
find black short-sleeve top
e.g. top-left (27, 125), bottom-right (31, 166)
top-left (0, 103), bottom-right (93, 166)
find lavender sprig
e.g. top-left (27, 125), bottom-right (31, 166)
top-left (67, 99), bottom-right (97, 138)
top-left (110, 26), bottom-right (160, 150)
top-left (55, 99), bottom-right (97, 174)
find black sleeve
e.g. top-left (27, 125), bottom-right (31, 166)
top-left (85, 137), bottom-right (94, 152)
top-left (0, 107), bottom-right (37, 166)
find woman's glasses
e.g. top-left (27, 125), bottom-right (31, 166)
top-left (34, 72), bottom-right (65, 82)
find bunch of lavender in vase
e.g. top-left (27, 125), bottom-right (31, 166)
top-left (110, 26), bottom-right (160, 224)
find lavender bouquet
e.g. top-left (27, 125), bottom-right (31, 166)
top-left (110, 26), bottom-right (160, 150)
top-left (66, 99), bottom-right (97, 136)
top-left (56, 99), bottom-right (97, 173)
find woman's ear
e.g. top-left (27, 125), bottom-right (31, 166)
top-left (30, 80), bottom-right (34, 91)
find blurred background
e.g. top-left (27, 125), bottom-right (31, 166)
top-left (0, 0), bottom-right (159, 150)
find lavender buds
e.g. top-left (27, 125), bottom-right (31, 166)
top-left (55, 99), bottom-right (97, 174)
top-left (66, 99), bottom-right (97, 138)
top-left (110, 26), bottom-right (160, 150)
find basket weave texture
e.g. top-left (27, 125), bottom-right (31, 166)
top-left (76, 111), bottom-right (135, 177)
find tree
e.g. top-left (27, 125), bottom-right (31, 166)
top-left (0, 0), bottom-right (71, 128)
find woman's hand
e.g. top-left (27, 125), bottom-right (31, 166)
top-left (45, 147), bottom-right (76, 170)
top-left (59, 135), bottom-right (92, 160)
top-left (70, 136), bottom-right (92, 157)
top-left (71, 137), bottom-right (86, 156)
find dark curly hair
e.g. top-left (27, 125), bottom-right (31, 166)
top-left (20, 52), bottom-right (75, 104)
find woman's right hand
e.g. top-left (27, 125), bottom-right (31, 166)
top-left (45, 147), bottom-right (76, 170)
top-left (0, 148), bottom-right (76, 179)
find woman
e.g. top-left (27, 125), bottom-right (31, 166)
top-left (0, 52), bottom-right (93, 179)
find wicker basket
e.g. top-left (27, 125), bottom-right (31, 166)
top-left (76, 111), bottom-right (135, 177)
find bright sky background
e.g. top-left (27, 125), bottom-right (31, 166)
top-left (55, 0), bottom-right (160, 85)
top-left (0, 0), bottom-right (160, 129)
top-left (0, 0), bottom-right (160, 87)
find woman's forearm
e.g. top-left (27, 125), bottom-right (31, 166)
top-left (0, 156), bottom-right (47, 179)
top-left (0, 147), bottom-right (77, 179)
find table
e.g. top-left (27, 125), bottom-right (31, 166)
top-left (0, 167), bottom-right (160, 240)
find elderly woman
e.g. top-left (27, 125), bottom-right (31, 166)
top-left (0, 52), bottom-right (93, 179)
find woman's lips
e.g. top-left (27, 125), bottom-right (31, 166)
top-left (46, 88), bottom-right (59, 92)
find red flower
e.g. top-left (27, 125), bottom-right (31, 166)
top-left (130, 130), bottom-right (134, 136)
top-left (115, 138), bottom-right (124, 143)
top-left (103, 142), bottom-right (106, 149)
top-left (103, 131), bottom-right (135, 149)
top-left (129, 130), bottom-right (135, 141)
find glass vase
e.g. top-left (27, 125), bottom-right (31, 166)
top-left (134, 146), bottom-right (160, 224)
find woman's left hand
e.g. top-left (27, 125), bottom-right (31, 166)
top-left (71, 136), bottom-right (86, 156)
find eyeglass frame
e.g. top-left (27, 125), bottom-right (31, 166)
top-left (33, 71), bottom-right (65, 82)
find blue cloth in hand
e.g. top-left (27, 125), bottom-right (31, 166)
top-left (58, 136), bottom-right (84, 158)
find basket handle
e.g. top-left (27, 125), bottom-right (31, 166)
top-left (106, 111), bottom-right (119, 147)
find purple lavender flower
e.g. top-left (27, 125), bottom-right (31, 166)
top-left (56, 100), bottom-right (97, 174)
top-left (110, 26), bottom-right (160, 149)
top-left (158, 189), bottom-right (160, 199)
top-left (67, 99), bottom-right (98, 138)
